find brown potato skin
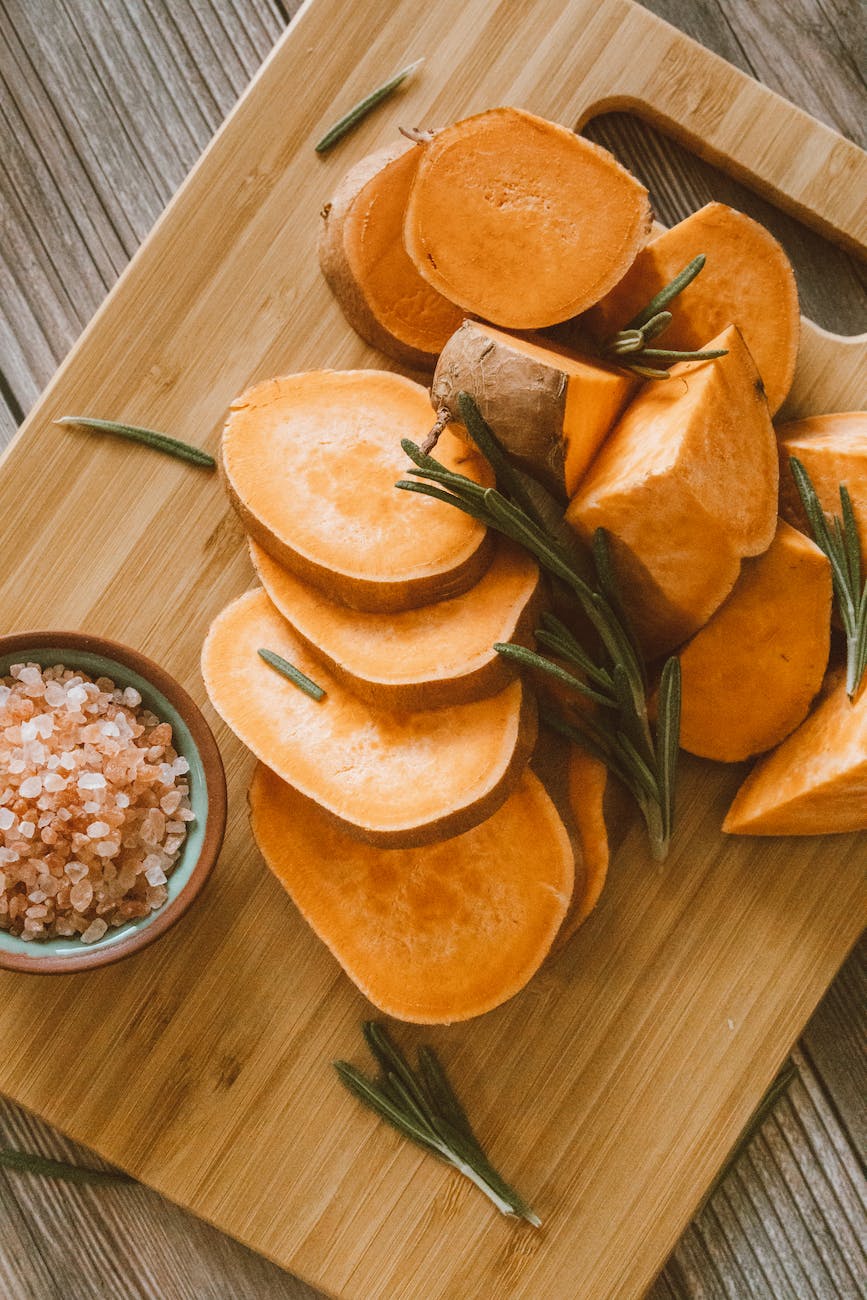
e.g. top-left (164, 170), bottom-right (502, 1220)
top-left (319, 144), bottom-right (442, 373)
top-left (432, 320), bottom-right (569, 489)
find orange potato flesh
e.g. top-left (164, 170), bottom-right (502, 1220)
top-left (566, 326), bottom-right (778, 656)
top-left (222, 370), bottom-right (494, 613)
top-left (319, 144), bottom-right (464, 368)
top-left (249, 763), bottom-right (574, 1024)
top-left (777, 412), bottom-right (867, 565)
top-left (586, 202), bottom-right (800, 414)
top-left (678, 520), bottom-right (831, 762)
top-left (251, 537), bottom-right (541, 709)
top-left (723, 673), bottom-right (867, 836)
top-left (201, 589), bottom-right (537, 847)
top-left (556, 748), bottom-right (610, 945)
top-left (404, 107), bottom-right (652, 329)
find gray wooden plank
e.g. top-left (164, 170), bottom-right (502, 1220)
top-left (0, 2), bottom-right (864, 1299)
top-left (802, 937), bottom-right (867, 1161)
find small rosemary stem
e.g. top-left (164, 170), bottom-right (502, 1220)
top-left (422, 408), bottom-right (452, 454)
top-left (846, 634), bottom-right (860, 699)
top-left (643, 800), bottom-right (670, 862)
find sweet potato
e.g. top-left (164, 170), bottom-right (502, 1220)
top-left (249, 762), bottom-right (573, 1023)
top-left (557, 748), bottom-right (610, 944)
top-left (677, 521), bottom-right (831, 761)
top-left (777, 412), bottom-right (867, 564)
top-left (222, 370), bottom-right (494, 613)
top-left (566, 326), bottom-right (778, 656)
top-left (431, 320), bottom-right (637, 493)
top-left (201, 589), bottom-right (537, 846)
top-left (403, 107), bottom-right (652, 329)
top-left (319, 144), bottom-right (464, 370)
top-left (723, 672), bottom-right (867, 835)
top-left (251, 536), bottom-right (542, 709)
top-left (585, 202), bottom-right (800, 414)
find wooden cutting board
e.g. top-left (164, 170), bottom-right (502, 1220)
top-left (0, 1), bottom-right (864, 1296)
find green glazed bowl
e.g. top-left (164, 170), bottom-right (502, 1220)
top-left (0, 630), bottom-right (227, 974)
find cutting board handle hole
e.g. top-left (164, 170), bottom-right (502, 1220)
top-left (578, 107), bottom-right (866, 339)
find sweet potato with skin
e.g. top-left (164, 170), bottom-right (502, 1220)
top-left (249, 762), bottom-right (573, 1024)
top-left (585, 202), bottom-right (800, 414)
top-left (566, 326), bottom-right (778, 656)
top-left (201, 589), bottom-right (537, 847)
top-left (431, 320), bottom-right (637, 493)
top-left (251, 536), bottom-right (542, 709)
top-left (222, 370), bottom-right (494, 613)
top-left (678, 520), bottom-right (831, 762)
top-left (777, 412), bottom-right (867, 565)
top-left (404, 107), bottom-right (652, 329)
top-left (319, 144), bottom-right (464, 370)
top-left (723, 672), bottom-right (867, 835)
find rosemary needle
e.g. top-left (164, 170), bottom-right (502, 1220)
top-left (0, 1148), bottom-right (133, 1185)
top-left (258, 648), bottom-right (325, 701)
top-left (335, 1022), bottom-right (540, 1226)
top-left (315, 58), bottom-right (424, 154)
top-left (56, 416), bottom-right (215, 468)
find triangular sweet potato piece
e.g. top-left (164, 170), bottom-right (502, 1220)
top-left (723, 673), bottom-right (867, 836)
top-left (777, 411), bottom-right (867, 565)
top-left (249, 763), bottom-right (573, 1023)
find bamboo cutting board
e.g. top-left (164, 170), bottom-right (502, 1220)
top-left (0, 1), bottom-right (865, 1296)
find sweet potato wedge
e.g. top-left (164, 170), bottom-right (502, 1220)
top-left (404, 107), bottom-right (652, 329)
top-left (566, 326), bottom-right (778, 656)
top-left (777, 412), bottom-right (867, 564)
top-left (251, 536), bottom-right (542, 709)
top-left (221, 370), bottom-right (494, 613)
top-left (431, 320), bottom-right (637, 493)
top-left (201, 589), bottom-right (537, 846)
top-left (249, 762), bottom-right (573, 1023)
top-left (319, 144), bottom-right (464, 370)
top-left (586, 202), bottom-right (800, 414)
top-left (723, 672), bottom-right (867, 835)
top-left (678, 520), bottom-right (831, 761)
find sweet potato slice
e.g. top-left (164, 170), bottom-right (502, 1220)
top-left (556, 748), bottom-right (610, 945)
top-left (404, 107), bottom-right (652, 329)
top-left (586, 202), bottom-right (800, 414)
top-left (678, 520), bottom-right (831, 761)
top-left (249, 762), bottom-right (573, 1023)
top-left (777, 412), bottom-right (867, 564)
top-left (319, 144), bottom-right (464, 370)
top-left (251, 536), bottom-right (542, 709)
top-left (222, 370), bottom-right (494, 613)
top-left (723, 672), bottom-right (867, 835)
top-left (201, 589), bottom-right (537, 846)
top-left (431, 320), bottom-right (637, 493)
top-left (566, 326), bottom-right (778, 656)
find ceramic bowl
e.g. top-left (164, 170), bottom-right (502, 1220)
top-left (0, 630), bottom-right (226, 973)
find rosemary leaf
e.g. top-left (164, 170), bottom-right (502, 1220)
top-left (456, 391), bottom-right (547, 529)
top-left (493, 642), bottom-right (616, 709)
top-left (789, 457), bottom-right (867, 697)
top-left (258, 648), bottom-right (325, 701)
top-left (336, 1023), bottom-right (540, 1226)
top-left (56, 416), bottom-right (215, 468)
top-left (625, 255), bottom-right (706, 330)
top-left (314, 59), bottom-right (424, 153)
top-left (0, 1149), bottom-right (133, 1185)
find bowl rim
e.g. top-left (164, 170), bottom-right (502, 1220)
top-left (0, 629), bottom-right (227, 974)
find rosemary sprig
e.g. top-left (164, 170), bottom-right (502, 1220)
top-left (56, 416), bottom-right (215, 468)
top-left (789, 457), bottom-right (867, 698)
top-left (335, 1022), bottom-right (540, 1226)
top-left (0, 1148), bottom-right (133, 1185)
top-left (314, 59), bottom-right (424, 154)
top-left (258, 648), bottom-right (325, 701)
top-left (598, 255), bottom-right (727, 379)
top-left (396, 393), bottom-right (681, 860)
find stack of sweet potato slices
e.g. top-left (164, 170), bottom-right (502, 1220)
top-left (203, 103), bottom-right (865, 1023)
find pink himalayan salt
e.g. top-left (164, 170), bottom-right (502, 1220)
top-left (0, 663), bottom-right (195, 943)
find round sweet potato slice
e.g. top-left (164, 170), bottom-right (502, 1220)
top-left (251, 537), bottom-right (542, 709)
top-left (201, 589), bottom-right (537, 846)
top-left (404, 107), bottom-right (652, 329)
top-left (222, 370), bottom-right (494, 613)
top-left (319, 144), bottom-right (464, 370)
top-left (249, 762), bottom-right (573, 1023)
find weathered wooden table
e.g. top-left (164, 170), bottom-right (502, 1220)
top-left (0, 2), bottom-right (864, 1296)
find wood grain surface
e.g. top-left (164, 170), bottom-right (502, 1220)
top-left (0, 2), bottom-right (864, 1298)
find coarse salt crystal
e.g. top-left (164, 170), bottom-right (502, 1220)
top-left (78, 771), bottom-right (106, 790)
top-left (122, 686), bottom-right (141, 708)
top-left (18, 775), bottom-right (42, 798)
top-left (70, 879), bottom-right (94, 912)
top-left (64, 861), bottom-right (89, 883)
top-left (115, 792), bottom-right (130, 809)
top-left (94, 840), bottom-right (120, 858)
top-left (173, 757), bottom-right (190, 775)
top-left (20, 720), bottom-right (37, 742)
top-left (144, 864), bottom-right (167, 886)
top-left (33, 714), bottom-right (54, 738)
top-left (87, 821), bottom-right (110, 838)
top-left (18, 666), bottom-right (41, 687)
top-left (44, 680), bottom-right (66, 707)
top-left (18, 821), bottom-right (35, 839)
top-left (160, 791), bottom-right (181, 814)
top-left (59, 751), bottom-right (76, 770)
top-left (0, 809), bottom-right (14, 831)
top-left (80, 918), bottom-right (108, 944)
top-left (163, 836), bottom-right (184, 856)
top-left (43, 773), bottom-right (66, 793)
